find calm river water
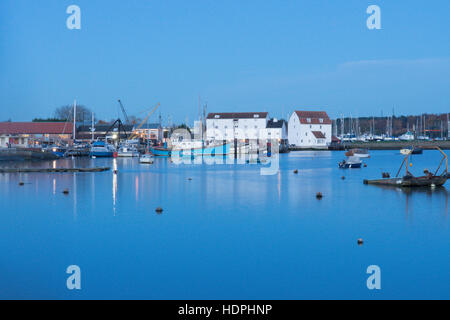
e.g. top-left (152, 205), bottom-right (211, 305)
top-left (0, 150), bottom-right (448, 299)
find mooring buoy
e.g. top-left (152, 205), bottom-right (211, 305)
top-left (294, 169), bottom-right (298, 174)
top-left (19, 182), bottom-right (25, 186)
top-left (63, 189), bottom-right (69, 195)
top-left (155, 207), bottom-right (163, 214)
top-left (341, 176), bottom-right (345, 180)
top-left (316, 192), bottom-right (323, 199)
top-left (357, 238), bottom-right (364, 246)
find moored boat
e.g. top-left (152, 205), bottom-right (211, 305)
top-left (171, 141), bottom-right (231, 157)
top-left (117, 144), bottom-right (140, 157)
top-left (89, 141), bottom-right (116, 157)
top-left (339, 156), bottom-right (362, 169)
top-left (139, 153), bottom-right (154, 164)
top-left (345, 148), bottom-right (370, 158)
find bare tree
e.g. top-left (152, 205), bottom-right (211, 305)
top-left (54, 104), bottom-right (93, 125)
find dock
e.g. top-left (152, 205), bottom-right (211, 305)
top-left (0, 167), bottom-right (110, 173)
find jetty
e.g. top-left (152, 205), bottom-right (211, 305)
top-left (0, 167), bottom-right (110, 173)
top-left (0, 147), bottom-right (59, 161)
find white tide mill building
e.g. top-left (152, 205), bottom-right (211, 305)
top-left (206, 112), bottom-right (269, 141)
top-left (288, 111), bottom-right (332, 149)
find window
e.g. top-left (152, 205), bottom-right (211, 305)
top-left (307, 118), bottom-right (311, 123)
top-left (254, 114), bottom-right (260, 118)
top-left (214, 115), bottom-right (220, 119)
top-left (319, 118), bottom-right (323, 123)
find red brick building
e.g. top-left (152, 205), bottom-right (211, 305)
top-left (0, 122), bottom-right (73, 147)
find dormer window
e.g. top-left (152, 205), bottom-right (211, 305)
top-left (254, 114), bottom-right (260, 118)
top-left (319, 118), bottom-right (323, 123)
top-left (214, 115), bottom-right (220, 119)
top-left (307, 118), bottom-right (311, 123)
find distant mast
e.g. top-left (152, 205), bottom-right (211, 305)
top-left (73, 99), bottom-right (77, 141)
top-left (91, 111), bottom-right (95, 142)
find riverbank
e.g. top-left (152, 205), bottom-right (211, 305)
top-left (342, 140), bottom-right (450, 150)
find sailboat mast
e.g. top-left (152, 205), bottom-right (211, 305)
top-left (73, 99), bottom-right (77, 141)
top-left (91, 111), bottom-right (94, 142)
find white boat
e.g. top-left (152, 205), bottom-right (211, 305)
top-left (345, 148), bottom-right (370, 158)
top-left (139, 153), bottom-right (154, 164)
top-left (89, 141), bottom-right (116, 157)
top-left (399, 132), bottom-right (415, 141)
top-left (117, 144), bottom-right (140, 157)
top-left (339, 156), bottom-right (362, 169)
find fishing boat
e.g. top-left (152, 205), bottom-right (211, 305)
top-left (171, 140), bottom-right (231, 157)
top-left (339, 156), bottom-right (362, 169)
top-left (345, 148), bottom-right (370, 158)
top-left (364, 147), bottom-right (449, 187)
top-left (117, 144), bottom-right (140, 157)
top-left (150, 145), bottom-right (172, 157)
top-left (89, 141), bottom-right (116, 157)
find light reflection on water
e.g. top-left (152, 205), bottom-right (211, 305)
top-left (0, 150), bottom-right (449, 299)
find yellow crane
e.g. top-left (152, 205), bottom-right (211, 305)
top-left (128, 102), bottom-right (161, 140)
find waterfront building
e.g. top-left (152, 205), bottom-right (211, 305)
top-left (132, 123), bottom-right (167, 142)
top-left (206, 112), bottom-right (269, 141)
top-left (0, 122), bottom-right (73, 147)
top-left (264, 118), bottom-right (288, 142)
top-left (288, 111), bottom-right (332, 148)
top-left (76, 124), bottom-right (134, 141)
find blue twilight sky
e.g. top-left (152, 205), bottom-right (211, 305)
top-left (0, 0), bottom-right (449, 124)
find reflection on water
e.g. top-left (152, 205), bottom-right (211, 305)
top-left (112, 159), bottom-right (118, 216)
top-left (0, 150), bottom-right (449, 299)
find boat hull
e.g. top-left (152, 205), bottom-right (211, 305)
top-left (89, 151), bottom-right (114, 157)
top-left (339, 163), bottom-right (362, 169)
top-left (117, 152), bottom-right (140, 157)
top-left (172, 143), bottom-right (231, 157)
top-left (150, 147), bottom-right (172, 157)
top-left (364, 175), bottom-right (448, 187)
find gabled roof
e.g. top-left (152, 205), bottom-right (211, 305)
top-left (294, 110), bottom-right (332, 125)
top-left (0, 122), bottom-right (73, 135)
top-left (207, 112), bottom-right (268, 120)
top-left (312, 131), bottom-right (326, 139)
top-left (266, 119), bottom-right (286, 128)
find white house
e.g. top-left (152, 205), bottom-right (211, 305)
top-left (206, 112), bottom-right (269, 141)
top-left (264, 118), bottom-right (287, 142)
top-left (288, 111), bottom-right (332, 148)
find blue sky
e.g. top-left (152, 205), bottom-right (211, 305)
top-left (1, 0), bottom-right (449, 124)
